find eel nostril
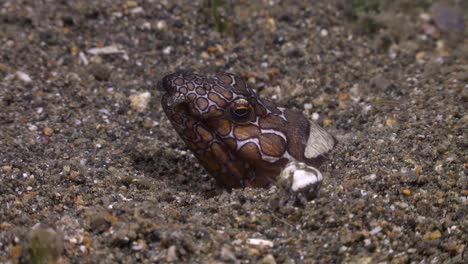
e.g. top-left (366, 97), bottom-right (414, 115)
top-left (159, 73), bottom-right (178, 92)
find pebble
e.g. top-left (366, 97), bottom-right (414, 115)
top-left (69, 171), bottom-right (86, 184)
top-left (166, 245), bottom-right (178, 262)
top-left (423, 230), bottom-right (442, 241)
top-left (304, 103), bottom-right (313, 110)
top-left (87, 45), bottom-right (126, 55)
top-left (402, 189), bottom-right (411, 196)
top-left (129, 92), bottom-right (151, 113)
top-left (200, 51), bottom-right (210, 59)
top-left (143, 118), bottom-right (155, 129)
top-left (28, 124), bottom-right (38, 132)
top-left (207, 46), bottom-right (219, 53)
top-left (385, 117), bottom-right (398, 127)
top-left (89, 63), bottom-right (111, 82)
top-left (130, 7), bottom-right (144, 14)
top-left (214, 59), bottom-right (225, 66)
top-left (126, 1), bottom-right (138, 8)
top-left (266, 17), bottom-right (276, 31)
top-left (131, 239), bottom-right (147, 251)
top-left (43, 127), bottom-right (54, 136)
top-left (419, 13), bottom-right (431, 22)
top-left (156, 20), bottom-right (167, 31)
top-left (220, 245), bottom-right (236, 261)
top-left (140, 21), bottom-right (151, 30)
top-left (434, 163), bottom-right (443, 173)
top-left (445, 243), bottom-right (465, 254)
top-left (79, 245), bottom-right (86, 253)
top-left (248, 248), bottom-right (260, 256)
top-left (311, 112), bottom-right (319, 120)
top-left (320, 29), bottom-right (329, 37)
top-left (338, 93), bottom-right (349, 101)
top-left (414, 166), bottom-right (422, 175)
top-left (162, 46), bottom-right (173, 55)
top-left (365, 174), bottom-right (377, 181)
top-left (415, 52), bottom-right (426, 63)
top-left (323, 119), bottom-right (331, 127)
top-left (1, 166), bottom-right (12, 174)
top-left (261, 254), bottom-right (277, 264)
top-left (369, 226), bottom-right (382, 236)
top-left (16, 71), bottom-right (32, 83)
top-left (246, 238), bottom-right (274, 248)
top-left (281, 42), bottom-right (302, 57)
top-left (395, 202), bottom-right (408, 209)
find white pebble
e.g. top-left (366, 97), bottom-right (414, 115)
top-left (360, 189), bottom-right (367, 197)
top-left (311, 112), bottom-right (320, 120)
top-left (16, 71), bottom-right (32, 83)
top-left (28, 124), bottom-right (38, 131)
top-left (320, 29), bottom-right (328, 37)
top-left (369, 226), bottom-right (382, 236)
top-left (79, 52), bottom-right (89, 65)
top-left (163, 46), bottom-right (173, 55)
top-left (131, 7), bottom-right (144, 14)
top-left (365, 173), bottom-right (377, 181)
top-left (141, 22), bottom-right (151, 30)
top-left (156, 20), bottom-right (167, 30)
top-left (79, 245), bottom-right (87, 253)
top-left (364, 238), bottom-right (371, 246)
top-left (419, 13), bottom-right (431, 21)
top-left (87, 45), bottom-right (126, 55)
top-left (246, 238), bottom-right (274, 248)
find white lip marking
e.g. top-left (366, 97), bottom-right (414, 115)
top-left (235, 138), bottom-right (259, 151)
top-left (304, 121), bottom-right (335, 158)
top-left (260, 129), bottom-right (286, 142)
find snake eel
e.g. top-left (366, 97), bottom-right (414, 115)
top-left (159, 72), bottom-right (335, 194)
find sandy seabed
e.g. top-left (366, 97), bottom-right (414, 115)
top-left (0, 0), bottom-right (466, 263)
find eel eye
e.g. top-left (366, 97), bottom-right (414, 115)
top-left (230, 98), bottom-right (253, 122)
top-left (233, 106), bottom-right (250, 117)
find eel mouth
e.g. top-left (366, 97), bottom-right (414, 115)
top-left (158, 72), bottom-right (179, 93)
top-left (159, 73), bottom-right (188, 112)
top-left (161, 92), bottom-right (187, 111)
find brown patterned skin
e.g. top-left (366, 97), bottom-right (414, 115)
top-left (159, 71), bottom-right (334, 189)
